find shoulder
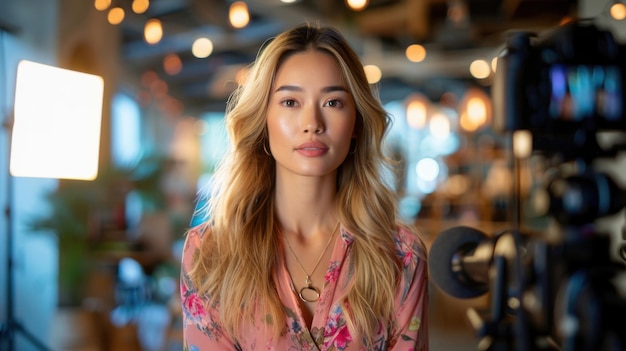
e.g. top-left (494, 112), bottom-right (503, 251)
top-left (392, 225), bottom-right (428, 307)
top-left (394, 225), bottom-right (427, 263)
top-left (185, 223), bottom-right (211, 246)
top-left (181, 223), bottom-right (211, 266)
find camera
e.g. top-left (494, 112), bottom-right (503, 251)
top-left (429, 20), bottom-right (626, 351)
top-left (493, 20), bottom-right (626, 136)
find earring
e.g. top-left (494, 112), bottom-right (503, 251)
top-left (263, 144), bottom-right (272, 156)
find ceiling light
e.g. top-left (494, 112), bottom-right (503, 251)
top-left (458, 87), bottom-right (492, 132)
top-left (144, 18), bottom-right (163, 45)
top-left (94, 0), bottom-right (111, 11)
top-left (229, 2), bottom-right (250, 29)
top-left (405, 93), bottom-right (429, 130)
top-left (363, 64), bottom-right (381, 84)
top-left (346, 0), bottom-right (368, 12)
top-left (107, 7), bottom-right (125, 25)
top-left (163, 54), bottom-right (182, 75)
top-left (513, 130), bottom-right (532, 159)
top-left (610, 2), bottom-right (626, 20)
top-left (132, 0), bottom-right (150, 14)
top-left (192, 38), bottom-right (214, 58)
top-left (406, 44), bottom-right (426, 63)
top-left (469, 59), bottom-right (491, 80)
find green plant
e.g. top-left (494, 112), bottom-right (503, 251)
top-left (28, 155), bottom-right (176, 306)
top-left (28, 168), bottom-right (129, 306)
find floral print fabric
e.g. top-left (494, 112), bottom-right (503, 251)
top-left (180, 224), bottom-right (428, 351)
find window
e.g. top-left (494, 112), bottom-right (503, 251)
top-left (111, 92), bottom-right (142, 169)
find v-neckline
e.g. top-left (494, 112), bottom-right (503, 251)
top-left (277, 228), bottom-right (342, 332)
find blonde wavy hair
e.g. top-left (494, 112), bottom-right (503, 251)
top-left (189, 23), bottom-right (409, 345)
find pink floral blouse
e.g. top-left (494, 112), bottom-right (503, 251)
top-left (180, 224), bottom-right (429, 351)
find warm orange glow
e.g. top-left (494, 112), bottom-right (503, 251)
top-left (107, 7), bottom-right (125, 25)
top-left (346, 0), bottom-right (369, 11)
top-left (610, 3), bottom-right (626, 20)
top-left (363, 64), bottom-right (381, 84)
top-left (405, 94), bottom-right (429, 129)
top-left (513, 130), bottom-right (532, 158)
top-left (94, 0), bottom-right (111, 11)
top-left (229, 2), bottom-right (250, 29)
top-left (491, 57), bottom-right (498, 72)
top-left (192, 37), bottom-right (214, 58)
top-left (406, 44), bottom-right (426, 63)
top-left (132, 0), bottom-right (150, 14)
top-left (144, 18), bottom-right (163, 45)
top-left (163, 54), bottom-right (183, 75)
top-left (458, 87), bottom-right (492, 132)
top-left (469, 59), bottom-right (491, 79)
top-left (11, 60), bottom-right (103, 180)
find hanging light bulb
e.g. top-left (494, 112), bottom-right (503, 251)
top-left (345, 0), bottom-right (369, 11)
top-left (229, 1), bottom-right (250, 29)
top-left (610, 2), bottom-right (626, 20)
top-left (94, 0), bottom-right (111, 11)
top-left (406, 44), bottom-right (426, 63)
top-left (144, 18), bottom-right (163, 45)
top-left (458, 87), bottom-right (492, 132)
top-left (107, 7), bottom-right (125, 25)
top-left (163, 54), bottom-right (182, 75)
top-left (132, 0), bottom-right (150, 14)
top-left (192, 37), bottom-right (214, 58)
top-left (405, 93), bottom-right (429, 130)
top-left (469, 59), bottom-right (491, 80)
top-left (363, 64), bottom-right (381, 84)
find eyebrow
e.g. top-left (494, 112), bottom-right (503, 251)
top-left (274, 85), bottom-right (348, 94)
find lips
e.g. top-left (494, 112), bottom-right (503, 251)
top-left (295, 141), bottom-right (329, 156)
top-left (296, 141), bottom-right (328, 150)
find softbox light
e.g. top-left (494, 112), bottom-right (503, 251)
top-left (9, 60), bottom-right (104, 180)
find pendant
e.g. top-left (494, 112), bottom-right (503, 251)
top-left (298, 276), bottom-right (320, 303)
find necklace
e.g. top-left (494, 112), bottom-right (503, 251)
top-left (281, 221), bottom-right (340, 303)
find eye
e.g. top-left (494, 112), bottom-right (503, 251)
top-left (325, 99), bottom-right (343, 108)
top-left (280, 99), bottom-right (298, 108)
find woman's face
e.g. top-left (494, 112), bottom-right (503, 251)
top-left (267, 50), bottom-right (357, 179)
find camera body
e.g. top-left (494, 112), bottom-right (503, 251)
top-left (492, 20), bottom-right (626, 225)
top-left (493, 21), bottom-right (626, 140)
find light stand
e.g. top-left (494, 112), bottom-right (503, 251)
top-left (1, 117), bottom-right (52, 351)
top-left (0, 58), bottom-right (104, 351)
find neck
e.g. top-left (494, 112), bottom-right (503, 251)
top-left (274, 172), bottom-right (338, 239)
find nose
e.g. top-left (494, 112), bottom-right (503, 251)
top-left (302, 105), bottom-right (324, 134)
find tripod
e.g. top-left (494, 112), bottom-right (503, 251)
top-left (0, 25), bottom-right (51, 349)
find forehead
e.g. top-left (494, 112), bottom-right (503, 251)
top-left (273, 50), bottom-right (345, 85)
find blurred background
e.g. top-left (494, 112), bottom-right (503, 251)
top-left (1, 0), bottom-right (626, 350)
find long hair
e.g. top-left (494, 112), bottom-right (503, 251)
top-left (189, 23), bottom-right (404, 344)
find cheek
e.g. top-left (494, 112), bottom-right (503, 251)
top-left (338, 114), bottom-right (357, 139)
top-left (267, 113), bottom-right (295, 145)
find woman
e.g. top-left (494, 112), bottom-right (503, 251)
top-left (180, 23), bottom-right (428, 350)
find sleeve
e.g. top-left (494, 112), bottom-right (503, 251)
top-left (389, 228), bottom-right (430, 351)
top-left (180, 226), bottom-right (238, 351)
